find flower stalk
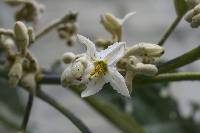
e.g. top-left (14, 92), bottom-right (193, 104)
top-left (158, 15), bottom-right (183, 46)
top-left (19, 93), bottom-right (34, 133)
top-left (158, 45), bottom-right (200, 74)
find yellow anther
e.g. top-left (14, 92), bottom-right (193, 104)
top-left (89, 60), bottom-right (108, 80)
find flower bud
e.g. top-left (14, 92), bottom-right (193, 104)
top-left (4, 38), bottom-right (15, 49)
top-left (101, 12), bottom-right (135, 42)
top-left (28, 27), bottom-right (35, 43)
top-left (95, 39), bottom-right (112, 48)
top-left (61, 65), bottom-right (75, 87)
top-left (62, 52), bottom-right (75, 64)
top-left (125, 43), bottom-right (165, 58)
top-left (14, 21), bottom-right (29, 55)
top-left (193, 3), bottom-right (200, 13)
top-left (186, 0), bottom-right (200, 9)
top-left (21, 73), bottom-right (36, 95)
top-left (102, 13), bottom-right (121, 32)
top-left (3, 38), bottom-right (15, 56)
top-left (191, 13), bottom-right (200, 27)
top-left (135, 63), bottom-right (158, 76)
top-left (8, 57), bottom-right (23, 88)
top-left (185, 9), bottom-right (196, 22)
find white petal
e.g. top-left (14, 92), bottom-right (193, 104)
top-left (97, 42), bottom-right (125, 65)
top-left (120, 12), bottom-right (136, 25)
top-left (81, 78), bottom-right (106, 98)
top-left (77, 34), bottom-right (96, 60)
top-left (81, 61), bottom-right (94, 83)
top-left (105, 67), bottom-right (130, 97)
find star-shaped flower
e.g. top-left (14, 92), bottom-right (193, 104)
top-left (77, 34), bottom-right (130, 98)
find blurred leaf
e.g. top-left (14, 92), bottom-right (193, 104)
top-left (144, 122), bottom-right (184, 133)
top-left (174, 0), bottom-right (188, 16)
top-left (0, 77), bottom-right (24, 115)
top-left (99, 82), bottom-right (200, 133)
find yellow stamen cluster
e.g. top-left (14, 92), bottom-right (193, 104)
top-left (89, 60), bottom-right (108, 80)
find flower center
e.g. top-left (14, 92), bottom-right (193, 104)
top-left (89, 60), bottom-right (108, 80)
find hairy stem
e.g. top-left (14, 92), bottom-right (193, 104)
top-left (158, 15), bottom-right (183, 46)
top-left (19, 93), bottom-right (34, 132)
top-left (36, 89), bottom-right (92, 133)
top-left (158, 45), bottom-right (200, 74)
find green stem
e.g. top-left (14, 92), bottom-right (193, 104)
top-left (134, 72), bottom-right (200, 84)
top-left (158, 15), bottom-right (183, 46)
top-left (36, 89), bottom-right (92, 133)
top-left (158, 45), bottom-right (200, 74)
top-left (19, 93), bottom-right (34, 132)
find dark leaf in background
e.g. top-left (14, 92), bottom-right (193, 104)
top-left (0, 78), bottom-right (24, 115)
top-left (100, 82), bottom-right (200, 133)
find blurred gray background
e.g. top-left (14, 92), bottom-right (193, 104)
top-left (0, 0), bottom-right (200, 132)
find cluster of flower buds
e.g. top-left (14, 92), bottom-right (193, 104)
top-left (0, 21), bottom-right (40, 94)
top-left (185, 0), bottom-right (200, 28)
top-left (5, 0), bottom-right (44, 24)
top-left (120, 43), bottom-right (165, 92)
top-left (96, 12), bottom-right (135, 49)
top-left (61, 34), bottom-right (165, 97)
top-left (57, 12), bottom-right (78, 46)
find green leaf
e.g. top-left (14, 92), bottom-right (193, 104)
top-left (174, 0), bottom-right (188, 16)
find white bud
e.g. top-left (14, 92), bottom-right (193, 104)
top-left (62, 52), bottom-right (75, 64)
top-left (193, 3), bottom-right (200, 13)
top-left (4, 38), bottom-right (15, 49)
top-left (8, 62), bottom-right (23, 88)
top-left (125, 42), bottom-right (165, 57)
top-left (128, 56), bottom-right (141, 65)
top-left (186, 0), bottom-right (200, 9)
top-left (135, 63), bottom-right (158, 76)
top-left (14, 21), bottom-right (29, 55)
top-left (21, 73), bottom-right (36, 94)
top-left (191, 13), bottom-right (200, 27)
top-left (185, 9), bottom-right (196, 22)
top-left (101, 12), bottom-right (135, 42)
top-left (28, 27), bottom-right (35, 43)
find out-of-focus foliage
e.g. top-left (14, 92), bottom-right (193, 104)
top-left (99, 82), bottom-right (200, 133)
top-left (0, 77), bottom-right (23, 130)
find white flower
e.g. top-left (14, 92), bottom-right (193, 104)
top-left (77, 34), bottom-right (130, 98)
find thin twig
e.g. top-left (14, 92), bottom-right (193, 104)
top-left (158, 45), bottom-right (200, 74)
top-left (158, 15), bottom-right (183, 46)
top-left (134, 72), bottom-right (200, 84)
top-left (36, 89), bottom-right (92, 133)
top-left (19, 93), bottom-right (34, 132)
top-left (34, 13), bottom-right (69, 42)
top-left (39, 71), bottom-right (200, 85)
